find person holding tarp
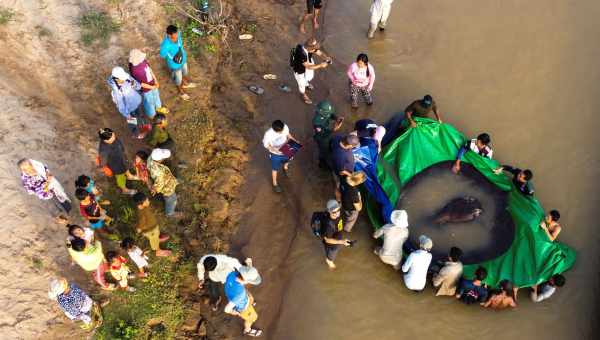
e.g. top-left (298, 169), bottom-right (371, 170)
top-left (452, 133), bottom-right (493, 173)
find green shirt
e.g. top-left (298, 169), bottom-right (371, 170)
top-left (68, 240), bottom-right (104, 271)
top-left (148, 126), bottom-right (170, 146)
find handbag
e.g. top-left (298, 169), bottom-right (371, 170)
top-left (173, 47), bottom-right (183, 64)
top-left (279, 140), bottom-right (302, 159)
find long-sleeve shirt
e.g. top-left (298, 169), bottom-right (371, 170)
top-left (107, 76), bottom-right (142, 117)
top-left (530, 283), bottom-right (556, 302)
top-left (159, 34), bottom-right (187, 71)
top-left (197, 254), bottom-right (242, 283)
top-left (456, 139), bottom-right (493, 160)
top-left (502, 165), bottom-right (534, 196)
top-left (98, 138), bottom-right (128, 174)
top-left (373, 224), bottom-right (408, 266)
top-left (432, 261), bottom-right (464, 296)
top-left (402, 249), bottom-right (432, 291)
top-left (347, 62), bottom-right (375, 91)
top-left (20, 160), bottom-right (53, 200)
top-left (56, 283), bottom-right (93, 321)
top-left (148, 159), bottom-right (178, 196)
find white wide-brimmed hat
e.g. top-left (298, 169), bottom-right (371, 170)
top-left (111, 66), bottom-right (129, 81)
top-left (390, 210), bottom-right (408, 228)
top-left (150, 148), bottom-right (171, 161)
top-left (239, 265), bottom-right (262, 285)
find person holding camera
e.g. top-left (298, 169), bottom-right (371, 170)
top-left (312, 100), bottom-right (343, 169)
top-left (290, 38), bottom-right (332, 104)
top-left (311, 200), bottom-right (354, 270)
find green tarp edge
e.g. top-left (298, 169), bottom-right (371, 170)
top-left (366, 117), bottom-right (576, 288)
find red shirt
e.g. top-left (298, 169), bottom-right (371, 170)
top-left (129, 61), bottom-right (155, 93)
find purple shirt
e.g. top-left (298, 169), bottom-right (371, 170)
top-left (129, 61), bottom-right (155, 93)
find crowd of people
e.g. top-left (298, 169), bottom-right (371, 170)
top-left (15, 1), bottom-right (569, 337)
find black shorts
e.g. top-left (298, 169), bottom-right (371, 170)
top-left (324, 244), bottom-right (341, 261)
top-left (307, 0), bottom-right (323, 14)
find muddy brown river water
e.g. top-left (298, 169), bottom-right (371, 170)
top-left (267, 1), bottom-right (600, 339)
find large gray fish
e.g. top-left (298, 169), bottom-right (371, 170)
top-left (434, 196), bottom-right (483, 224)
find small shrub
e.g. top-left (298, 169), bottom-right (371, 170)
top-left (79, 10), bottom-right (120, 46)
top-left (0, 7), bottom-right (15, 25)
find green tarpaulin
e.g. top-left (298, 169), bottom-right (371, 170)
top-left (367, 117), bottom-right (576, 288)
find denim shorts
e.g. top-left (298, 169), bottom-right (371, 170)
top-left (269, 153), bottom-right (289, 171)
top-left (171, 62), bottom-right (189, 86)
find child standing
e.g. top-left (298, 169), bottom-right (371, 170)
top-left (75, 175), bottom-right (110, 205)
top-left (121, 237), bottom-right (150, 278)
top-left (75, 188), bottom-right (113, 234)
top-left (133, 150), bottom-right (152, 190)
top-left (106, 251), bottom-right (136, 292)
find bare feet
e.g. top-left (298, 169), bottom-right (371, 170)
top-left (326, 259), bottom-right (336, 270)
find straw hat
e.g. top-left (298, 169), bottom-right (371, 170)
top-left (129, 49), bottom-right (147, 66)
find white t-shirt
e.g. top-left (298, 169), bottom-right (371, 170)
top-left (128, 246), bottom-right (149, 269)
top-left (262, 125), bottom-right (290, 155)
top-left (402, 249), bottom-right (432, 291)
top-left (468, 139), bottom-right (493, 159)
top-left (531, 284), bottom-right (556, 303)
top-left (373, 224), bottom-right (408, 266)
top-left (197, 254), bottom-right (242, 283)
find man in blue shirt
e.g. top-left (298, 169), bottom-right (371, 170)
top-left (224, 267), bottom-right (263, 337)
top-left (159, 25), bottom-right (196, 100)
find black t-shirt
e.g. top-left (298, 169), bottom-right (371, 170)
top-left (292, 45), bottom-right (314, 74)
top-left (329, 136), bottom-right (355, 175)
top-left (99, 139), bottom-right (128, 174)
top-left (340, 182), bottom-right (361, 211)
top-left (322, 215), bottom-right (343, 246)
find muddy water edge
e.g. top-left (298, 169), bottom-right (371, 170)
top-left (229, 1), bottom-right (600, 340)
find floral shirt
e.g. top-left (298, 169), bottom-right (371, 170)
top-left (148, 159), bottom-right (177, 196)
top-left (57, 283), bottom-right (90, 319)
top-left (20, 163), bottom-right (53, 200)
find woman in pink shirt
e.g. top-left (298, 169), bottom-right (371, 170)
top-left (347, 53), bottom-right (375, 108)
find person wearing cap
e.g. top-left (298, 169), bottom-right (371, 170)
top-left (197, 254), bottom-right (244, 310)
top-left (133, 192), bottom-right (172, 257)
top-left (290, 38), bottom-right (332, 104)
top-left (373, 209), bottom-right (409, 269)
top-left (128, 48), bottom-right (169, 120)
top-left (402, 235), bottom-right (433, 291)
top-left (147, 148), bottom-right (179, 216)
top-left (405, 94), bottom-right (442, 128)
top-left (329, 134), bottom-right (360, 200)
top-left (262, 120), bottom-right (301, 193)
top-left (312, 100), bottom-right (343, 169)
top-left (432, 247), bottom-right (464, 296)
top-left (48, 278), bottom-right (98, 327)
top-left (299, 0), bottom-right (323, 33)
top-left (224, 266), bottom-right (263, 337)
top-left (452, 133), bottom-right (493, 174)
top-left (97, 129), bottom-right (137, 195)
top-left (340, 171), bottom-right (366, 232)
top-left (318, 199), bottom-right (353, 269)
top-left (107, 66), bottom-right (150, 139)
top-left (160, 25), bottom-right (196, 100)
top-left (368, 0), bottom-right (394, 38)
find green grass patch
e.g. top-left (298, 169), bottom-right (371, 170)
top-left (0, 7), bottom-right (15, 25)
top-left (79, 10), bottom-right (120, 46)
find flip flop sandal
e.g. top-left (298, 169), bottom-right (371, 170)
top-left (263, 74), bottom-right (277, 80)
top-left (248, 85), bottom-right (264, 95)
top-left (239, 34), bottom-right (253, 40)
top-left (244, 329), bottom-right (263, 337)
top-left (279, 84), bottom-right (291, 92)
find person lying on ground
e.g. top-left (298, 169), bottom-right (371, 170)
top-left (75, 188), bottom-right (113, 236)
top-left (405, 94), bottom-right (442, 127)
top-left (329, 134), bottom-right (360, 201)
top-left (402, 235), bottom-right (433, 292)
top-left (48, 277), bottom-right (98, 327)
top-left (452, 133), bottom-right (493, 173)
top-left (432, 247), bottom-right (464, 296)
top-left (67, 238), bottom-right (114, 290)
top-left (530, 274), bottom-right (565, 303)
top-left (494, 165), bottom-right (534, 196)
top-left (262, 120), bottom-right (301, 193)
top-left (347, 53), bottom-right (375, 108)
top-left (456, 266), bottom-right (488, 305)
top-left (18, 158), bottom-right (71, 213)
top-left (129, 48), bottom-right (169, 119)
top-left (368, 0), bottom-right (395, 38)
top-left (224, 268), bottom-right (263, 337)
top-left (121, 237), bottom-right (150, 278)
top-left (312, 100), bottom-right (343, 169)
top-left (340, 171), bottom-right (366, 232)
top-left (311, 200), bottom-right (354, 270)
top-left (133, 192), bottom-right (172, 257)
top-left (108, 66), bottom-right (151, 139)
top-left (373, 209), bottom-right (409, 270)
top-left (148, 148), bottom-right (181, 217)
top-left (198, 254), bottom-right (244, 311)
top-left (67, 224), bottom-right (94, 246)
top-left (132, 150), bottom-right (152, 190)
top-left (97, 128), bottom-right (138, 195)
top-left (160, 25), bottom-right (197, 101)
top-left (483, 279), bottom-right (517, 309)
top-left (300, 0), bottom-right (323, 33)
top-left (106, 251), bottom-right (136, 292)
top-left (540, 209), bottom-right (562, 241)
top-left (290, 38), bottom-right (331, 104)
top-left (75, 174), bottom-right (110, 205)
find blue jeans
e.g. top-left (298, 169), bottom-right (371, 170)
top-left (164, 192), bottom-right (177, 216)
top-left (142, 89), bottom-right (162, 119)
top-left (170, 63), bottom-right (189, 86)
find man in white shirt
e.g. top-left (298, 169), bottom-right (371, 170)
top-left (369, 0), bottom-right (394, 38)
top-left (373, 210), bottom-right (409, 269)
top-left (402, 235), bottom-right (433, 291)
top-left (530, 274), bottom-right (565, 303)
top-left (262, 120), bottom-right (300, 193)
top-left (197, 254), bottom-right (242, 311)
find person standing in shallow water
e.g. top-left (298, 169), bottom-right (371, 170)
top-left (300, 0), bottom-right (323, 34)
top-left (290, 38), bottom-right (332, 105)
top-left (373, 209), bottom-right (409, 270)
top-left (159, 25), bottom-right (197, 101)
top-left (368, 0), bottom-right (395, 38)
top-left (405, 94), bottom-right (442, 127)
top-left (18, 158), bottom-right (71, 213)
top-left (347, 53), bottom-right (375, 108)
top-left (262, 120), bottom-right (301, 193)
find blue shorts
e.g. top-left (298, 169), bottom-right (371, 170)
top-left (269, 153), bottom-right (289, 171)
top-left (89, 220), bottom-right (105, 230)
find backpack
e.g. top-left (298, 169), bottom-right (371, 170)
top-left (310, 211), bottom-right (329, 238)
top-left (289, 45), bottom-right (299, 69)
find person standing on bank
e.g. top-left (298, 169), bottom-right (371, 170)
top-left (312, 200), bottom-right (354, 270)
top-left (405, 94), bottom-right (442, 127)
top-left (368, 0), bottom-right (394, 38)
top-left (373, 209), bottom-right (409, 270)
top-left (347, 53), bottom-right (375, 108)
top-left (312, 100), bottom-right (344, 169)
top-left (18, 158), bottom-right (71, 213)
top-left (197, 254), bottom-right (243, 311)
top-left (160, 25), bottom-right (196, 101)
top-left (147, 148), bottom-right (180, 217)
top-left (97, 128), bottom-right (137, 195)
top-left (340, 171), bottom-right (366, 232)
top-left (262, 120), bottom-right (301, 193)
top-left (128, 49), bottom-right (169, 120)
top-left (224, 267), bottom-right (263, 337)
top-left (108, 66), bottom-right (150, 139)
top-left (300, 0), bottom-right (323, 33)
top-left (402, 235), bottom-right (433, 291)
top-left (290, 38), bottom-right (332, 105)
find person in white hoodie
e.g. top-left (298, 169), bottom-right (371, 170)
top-left (368, 0), bottom-right (394, 38)
top-left (402, 235), bottom-right (433, 291)
top-left (197, 254), bottom-right (242, 311)
top-left (373, 210), bottom-right (409, 269)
